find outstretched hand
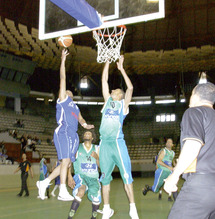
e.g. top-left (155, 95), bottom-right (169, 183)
top-left (116, 55), bottom-right (124, 71)
top-left (164, 173), bottom-right (179, 195)
top-left (84, 124), bottom-right (95, 129)
top-left (61, 49), bottom-right (69, 61)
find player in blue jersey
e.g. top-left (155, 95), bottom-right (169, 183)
top-left (99, 56), bottom-right (139, 219)
top-left (67, 129), bottom-right (101, 219)
top-left (37, 49), bottom-right (94, 201)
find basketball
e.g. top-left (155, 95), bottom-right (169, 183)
top-left (58, 35), bottom-right (73, 48)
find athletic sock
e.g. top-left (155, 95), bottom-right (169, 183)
top-left (91, 203), bottom-right (100, 219)
top-left (52, 185), bottom-right (59, 193)
top-left (129, 203), bottom-right (139, 219)
top-left (103, 204), bottom-right (110, 210)
top-left (130, 203), bottom-right (137, 210)
top-left (59, 184), bottom-right (68, 194)
top-left (68, 197), bottom-right (81, 219)
top-left (44, 178), bottom-right (51, 184)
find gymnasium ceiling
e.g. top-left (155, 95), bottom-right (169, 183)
top-left (0, 0), bottom-right (215, 97)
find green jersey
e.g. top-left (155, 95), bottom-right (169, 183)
top-left (157, 147), bottom-right (175, 171)
top-left (99, 96), bottom-right (127, 140)
top-left (39, 158), bottom-right (48, 180)
top-left (73, 143), bottom-right (99, 179)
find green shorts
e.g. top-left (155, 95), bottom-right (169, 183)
top-left (99, 139), bottom-right (133, 185)
top-left (72, 174), bottom-right (101, 204)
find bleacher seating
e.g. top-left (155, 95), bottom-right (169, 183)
top-left (0, 16), bottom-right (73, 72)
top-left (36, 143), bottom-right (57, 159)
top-left (0, 94), bottom-right (184, 167)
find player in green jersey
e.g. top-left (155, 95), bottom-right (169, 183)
top-left (99, 56), bottom-right (139, 219)
top-left (68, 130), bottom-right (101, 219)
top-left (142, 138), bottom-right (177, 201)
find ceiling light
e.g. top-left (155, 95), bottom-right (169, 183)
top-left (80, 76), bottom-right (88, 89)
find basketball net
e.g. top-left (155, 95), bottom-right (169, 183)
top-left (93, 25), bottom-right (127, 63)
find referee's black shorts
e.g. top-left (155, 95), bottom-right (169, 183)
top-left (168, 173), bottom-right (215, 219)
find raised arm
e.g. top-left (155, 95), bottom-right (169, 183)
top-left (58, 49), bottom-right (69, 101)
top-left (102, 61), bottom-right (110, 102)
top-left (116, 55), bottom-right (133, 111)
top-left (78, 112), bottom-right (94, 129)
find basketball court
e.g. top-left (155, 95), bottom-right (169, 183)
top-left (0, 1), bottom-right (178, 219)
top-left (0, 177), bottom-right (184, 219)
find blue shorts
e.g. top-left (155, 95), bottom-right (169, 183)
top-left (152, 168), bottom-right (171, 193)
top-left (99, 139), bottom-right (133, 185)
top-left (54, 128), bottom-right (79, 162)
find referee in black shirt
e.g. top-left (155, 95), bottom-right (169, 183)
top-left (14, 153), bottom-right (33, 197)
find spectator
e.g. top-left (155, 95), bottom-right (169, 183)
top-left (27, 135), bottom-right (37, 152)
top-left (20, 134), bottom-right (27, 157)
top-left (0, 141), bottom-right (5, 154)
top-left (11, 130), bottom-right (18, 139)
top-left (20, 120), bottom-right (24, 128)
top-left (34, 136), bottom-right (41, 145)
top-left (14, 119), bottom-right (24, 128)
top-left (0, 147), bottom-right (8, 164)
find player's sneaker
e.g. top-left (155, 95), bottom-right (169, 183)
top-left (101, 208), bottom-right (114, 219)
top-left (58, 190), bottom-right (74, 201)
top-left (129, 208), bottom-right (139, 219)
top-left (142, 185), bottom-right (150, 196)
top-left (36, 180), bottom-right (49, 200)
top-left (158, 193), bottom-right (162, 200)
top-left (168, 196), bottom-right (173, 202)
top-left (51, 191), bottom-right (56, 197)
top-left (68, 209), bottom-right (75, 219)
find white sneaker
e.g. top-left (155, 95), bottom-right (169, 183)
top-left (129, 209), bottom-right (139, 219)
top-left (102, 208), bottom-right (114, 219)
top-left (58, 190), bottom-right (74, 201)
top-left (51, 192), bottom-right (56, 197)
top-left (36, 180), bottom-right (49, 200)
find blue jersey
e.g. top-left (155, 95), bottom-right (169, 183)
top-left (55, 95), bottom-right (80, 133)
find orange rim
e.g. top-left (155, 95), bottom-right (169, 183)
top-left (93, 25), bottom-right (127, 38)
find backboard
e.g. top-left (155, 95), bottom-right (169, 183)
top-left (39, 0), bottom-right (165, 40)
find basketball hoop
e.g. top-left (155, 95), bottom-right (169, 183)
top-left (93, 25), bottom-right (127, 63)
